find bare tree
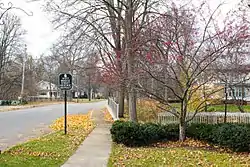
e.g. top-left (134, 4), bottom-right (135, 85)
top-left (44, 0), bottom-right (157, 121)
top-left (39, 55), bottom-right (59, 100)
top-left (0, 4), bottom-right (27, 99)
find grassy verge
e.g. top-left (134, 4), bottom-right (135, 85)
top-left (0, 112), bottom-right (94, 167)
top-left (72, 99), bottom-right (105, 103)
top-left (108, 142), bottom-right (250, 167)
top-left (0, 99), bottom-right (105, 112)
top-left (0, 101), bottom-right (65, 112)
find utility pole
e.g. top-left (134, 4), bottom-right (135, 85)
top-left (20, 45), bottom-right (27, 101)
top-left (88, 74), bottom-right (91, 101)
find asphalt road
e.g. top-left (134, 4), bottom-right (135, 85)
top-left (0, 101), bottom-right (107, 151)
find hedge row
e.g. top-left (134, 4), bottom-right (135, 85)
top-left (0, 100), bottom-right (28, 106)
top-left (110, 121), bottom-right (178, 147)
top-left (110, 121), bottom-right (250, 152)
top-left (187, 123), bottom-right (250, 152)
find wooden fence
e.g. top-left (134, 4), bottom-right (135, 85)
top-left (158, 112), bottom-right (250, 124)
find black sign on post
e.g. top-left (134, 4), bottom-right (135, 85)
top-left (58, 73), bottom-right (72, 135)
top-left (59, 73), bottom-right (73, 90)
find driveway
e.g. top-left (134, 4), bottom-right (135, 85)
top-left (0, 101), bottom-right (107, 151)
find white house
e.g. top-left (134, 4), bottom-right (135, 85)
top-left (37, 80), bottom-right (60, 99)
top-left (213, 65), bottom-right (250, 102)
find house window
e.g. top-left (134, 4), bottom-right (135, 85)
top-left (232, 88), bottom-right (235, 97)
top-left (238, 88), bottom-right (242, 97)
top-left (228, 89), bottom-right (232, 97)
top-left (235, 88), bottom-right (239, 97)
top-left (40, 92), bottom-right (47, 95)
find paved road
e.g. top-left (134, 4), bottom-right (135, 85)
top-left (0, 101), bottom-right (107, 151)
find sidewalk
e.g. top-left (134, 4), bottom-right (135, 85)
top-left (61, 109), bottom-right (112, 167)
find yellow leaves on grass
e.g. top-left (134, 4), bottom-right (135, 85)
top-left (154, 138), bottom-right (211, 149)
top-left (153, 138), bottom-right (231, 153)
top-left (50, 111), bottom-right (94, 132)
top-left (109, 144), bottom-right (250, 167)
top-left (6, 148), bottom-right (58, 158)
top-left (103, 109), bottom-right (114, 123)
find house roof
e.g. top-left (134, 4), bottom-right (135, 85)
top-left (37, 80), bottom-right (59, 91)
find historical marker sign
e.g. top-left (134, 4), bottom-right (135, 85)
top-left (58, 73), bottom-right (72, 135)
top-left (59, 73), bottom-right (72, 90)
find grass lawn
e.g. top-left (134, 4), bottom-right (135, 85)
top-left (165, 103), bottom-right (250, 112)
top-left (208, 104), bottom-right (250, 112)
top-left (108, 143), bottom-right (250, 167)
top-left (0, 112), bottom-right (94, 167)
top-left (0, 130), bottom-right (86, 167)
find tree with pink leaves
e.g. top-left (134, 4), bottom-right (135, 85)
top-left (136, 2), bottom-right (250, 141)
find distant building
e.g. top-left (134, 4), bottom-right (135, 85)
top-left (212, 65), bottom-right (250, 102)
top-left (37, 80), bottom-right (60, 99)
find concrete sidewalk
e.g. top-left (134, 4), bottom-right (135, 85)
top-left (61, 109), bottom-right (112, 167)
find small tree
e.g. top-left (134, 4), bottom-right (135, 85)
top-left (137, 2), bottom-right (249, 141)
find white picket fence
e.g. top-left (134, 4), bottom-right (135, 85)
top-left (158, 112), bottom-right (250, 124)
top-left (107, 97), bottom-right (119, 120)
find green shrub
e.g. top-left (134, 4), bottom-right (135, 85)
top-left (20, 100), bottom-right (28, 105)
top-left (212, 124), bottom-right (250, 152)
top-left (111, 121), bottom-right (250, 151)
top-left (11, 100), bottom-right (21, 105)
top-left (187, 123), bottom-right (250, 152)
top-left (110, 121), bottom-right (178, 147)
top-left (110, 120), bottom-right (144, 146)
top-left (163, 123), bottom-right (179, 140)
top-left (1, 100), bottom-right (12, 106)
top-left (141, 123), bottom-right (164, 144)
top-left (187, 123), bottom-right (216, 142)
top-left (0, 100), bottom-right (26, 106)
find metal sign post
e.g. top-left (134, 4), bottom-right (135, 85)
top-left (64, 90), bottom-right (67, 134)
top-left (58, 73), bottom-right (73, 135)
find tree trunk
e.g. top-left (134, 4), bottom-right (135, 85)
top-left (164, 87), bottom-right (168, 101)
top-left (151, 78), bottom-right (155, 95)
top-left (126, 89), bottom-right (129, 115)
top-left (118, 86), bottom-right (125, 118)
top-left (90, 88), bottom-right (93, 100)
top-left (164, 70), bottom-right (168, 101)
top-left (240, 84), bottom-right (245, 113)
top-left (126, 0), bottom-right (137, 122)
top-left (224, 83), bottom-right (228, 123)
top-left (129, 88), bottom-right (137, 122)
top-left (179, 121), bottom-right (186, 141)
top-left (88, 75), bottom-right (91, 101)
top-left (49, 79), bottom-right (52, 101)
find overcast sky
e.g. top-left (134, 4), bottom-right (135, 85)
top-left (8, 0), bottom-right (60, 58)
top-left (7, 0), bottom-right (241, 58)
